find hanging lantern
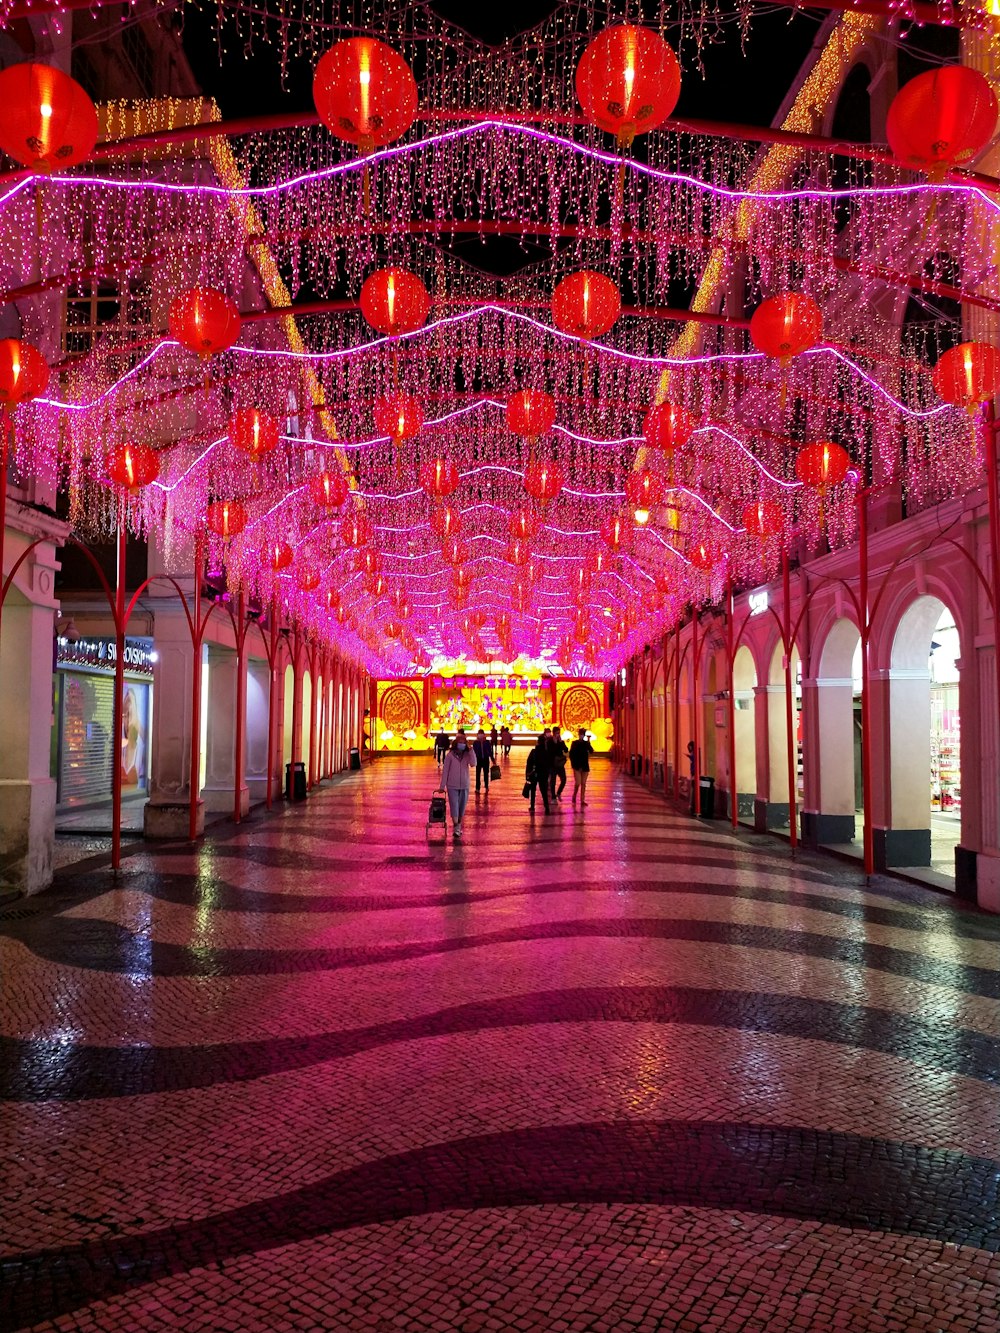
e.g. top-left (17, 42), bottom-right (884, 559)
top-left (495, 612), bottom-right (512, 639)
top-left (506, 388), bottom-right (556, 440)
top-left (298, 567), bottom-right (321, 593)
top-left (524, 459), bottom-right (566, 504)
top-left (206, 500), bottom-right (247, 539)
top-left (325, 587), bottom-right (341, 611)
top-left (452, 566), bottom-right (475, 594)
top-left (505, 538), bottom-right (534, 567)
top-left (887, 65), bottom-right (998, 177)
top-left (105, 443), bottom-right (159, 491)
top-left (795, 441), bottom-right (850, 491)
top-left (570, 566), bottom-right (593, 601)
top-left (441, 535), bottom-right (467, 565)
top-left (229, 408), bottom-right (280, 458)
top-left (168, 287), bottom-right (240, 358)
top-left (508, 507), bottom-right (538, 540)
top-left (419, 456), bottom-right (460, 499)
top-left (384, 619), bottom-right (403, 640)
top-left (373, 392), bottom-right (424, 441)
top-left (0, 62), bottom-right (98, 170)
top-left (354, 546), bottom-right (381, 575)
top-left (430, 504), bottom-right (461, 538)
top-left (574, 611), bottom-right (592, 645)
top-left (269, 541), bottom-right (294, 572)
top-left (366, 572), bottom-right (390, 597)
top-left (932, 341), bottom-right (1000, 412)
top-left (335, 603), bottom-right (350, 625)
top-left (0, 339), bottom-right (49, 406)
top-left (643, 401), bottom-right (695, 454)
top-left (689, 541), bottom-right (717, 572)
top-left (552, 270), bottom-right (621, 338)
top-left (624, 468), bottom-right (662, 523)
top-left (360, 268), bottom-right (430, 336)
top-left (601, 514), bottom-right (634, 551)
top-left (309, 469), bottom-right (350, 508)
top-left (585, 548), bottom-right (612, 574)
top-left (575, 25), bottom-right (681, 148)
top-left (313, 37), bottom-right (417, 150)
top-left (390, 586), bottom-right (409, 610)
top-left (742, 500), bottom-right (785, 539)
top-left (341, 512), bottom-right (373, 546)
top-left (749, 293), bottom-right (823, 365)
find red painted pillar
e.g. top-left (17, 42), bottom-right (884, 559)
top-left (672, 629), bottom-right (681, 799)
top-left (265, 593), bottom-right (278, 811)
top-left (189, 537), bottom-right (204, 842)
top-left (110, 506), bottom-right (127, 869)
top-left (727, 577), bottom-right (738, 831)
top-left (858, 489), bottom-right (874, 878)
top-left (233, 589), bottom-right (247, 825)
top-left (782, 554), bottom-right (798, 850)
top-left (691, 612), bottom-right (701, 816)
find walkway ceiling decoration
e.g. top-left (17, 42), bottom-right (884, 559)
top-left (1, 1), bottom-right (999, 674)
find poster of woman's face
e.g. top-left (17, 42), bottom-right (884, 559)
top-left (120, 684), bottom-right (148, 789)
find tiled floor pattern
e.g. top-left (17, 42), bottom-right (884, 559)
top-left (2, 757), bottom-right (999, 1331)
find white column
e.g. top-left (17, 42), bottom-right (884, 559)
top-left (202, 645), bottom-right (248, 815)
top-left (245, 656), bottom-right (270, 805)
top-left (144, 606), bottom-right (205, 837)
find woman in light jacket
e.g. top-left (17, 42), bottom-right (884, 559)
top-left (438, 731), bottom-right (475, 837)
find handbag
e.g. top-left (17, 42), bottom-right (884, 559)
top-left (522, 781), bottom-right (532, 799)
top-left (490, 762), bottom-right (502, 781)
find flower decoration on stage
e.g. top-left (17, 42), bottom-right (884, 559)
top-left (420, 456), bottom-right (460, 499)
top-left (796, 441), bottom-right (850, 492)
top-left (169, 287), bottom-right (241, 358)
top-left (206, 500), bottom-right (247, 539)
top-left (309, 469), bottom-right (350, 508)
top-left (749, 293), bottom-right (822, 366)
top-left (269, 541), bottom-right (294, 572)
top-left (430, 504), bottom-right (461, 538)
top-left (524, 459), bottom-right (565, 504)
top-left (298, 566), bottom-right (321, 593)
top-left (575, 24), bottom-right (681, 148)
top-left (932, 342), bottom-right (1000, 413)
top-left (742, 500), bottom-right (784, 540)
top-left (643, 401), bottom-right (695, 454)
top-left (506, 388), bottom-right (556, 442)
top-left (601, 513), bottom-right (634, 551)
top-left (625, 468), bottom-right (662, 524)
top-left (552, 271), bottom-right (621, 339)
top-left (341, 512), bottom-right (373, 546)
top-left (229, 408), bottom-right (280, 458)
top-left (373, 392), bottom-right (424, 441)
top-left (0, 338), bottom-right (49, 406)
top-left (313, 37), bottom-right (417, 150)
top-left (105, 443), bottom-right (159, 491)
top-left (359, 267), bottom-right (430, 336)
top-left (886, 65), bottom-right (998, 177)
top-left (0, 62), bottom-right (98, 170)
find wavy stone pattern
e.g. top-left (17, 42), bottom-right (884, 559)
top-left (2, 759), bottom-right (1000, 1332)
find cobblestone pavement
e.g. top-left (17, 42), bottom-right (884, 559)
top-left (3, 757), bottom-right (1000, 1332)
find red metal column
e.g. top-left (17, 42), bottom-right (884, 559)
top-left (0, 410), bottom-right (8, 665)
top-left (858, 489), bottom-right (875, 878)
top-left (188, 537), bottom-right (204, 841)
top-left (265, 593), bottom-right (277, 811)
top-left (233, 589), bottom-right (246, 825)
top-left (692, 612), bottom-right (701, 816)
top-left (986, 415), bottom-right (1000, 806)
top-left (727, 577), bottom-right (738, 831)
top-left (672, 628), bottom-right (681, 799)
top-left (782, 554), bottom-right (798, 851)
top-left (662, 632), bottom-right (670, 797)
top-left (110, 505), bottom-right (127, 870)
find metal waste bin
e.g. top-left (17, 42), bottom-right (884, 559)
top-left (698, 775), bottom-right (715, 819)
top-left (349, 746), bottom-right (361, 771)
top-left (629, 754), bottom-right (637, 776)
top-left (285, 761), bottom-right (307, 802)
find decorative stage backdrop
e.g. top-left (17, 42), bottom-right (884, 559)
top-left (374, 669), bottom-right (612, 753)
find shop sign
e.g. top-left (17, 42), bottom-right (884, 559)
top-left (748, 590), bottom-right (769, 617)
top-left (57, 637), bottom-right (155, 676)
top-left (430, 675), bottom-right (545, 690)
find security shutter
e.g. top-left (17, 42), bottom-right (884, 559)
top-left (59, 671), bottom-right (114, 805)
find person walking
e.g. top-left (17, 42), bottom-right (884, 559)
top-left (501, 725), bottom-right (512, 758)
top-left (550, 729), bottom-right (569, 802)
top-left (438, 731), bottom-right (474, 837)
top-left (473, 727), bottom-right (495, 795)
top-left (569, 728), bottom-right (594, 806)
top-left (490, 724), bottom-right (499, 755)
top-left (525, 732), bottom-right (551, 814)
top-left (434, 727), bottom-right (450, 767)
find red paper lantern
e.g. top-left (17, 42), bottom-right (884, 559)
top-left (419, 456), bottom-right (460, 499)
top-left (585, 548), bottom-right (612, 574)
top-left (689, 541), bottom-right (717, 571)
top-left (430, 504), bottom-right (461, 538)
top-left (206, 500), bottom-right (247, 539)
top-left (168, 287), bottom-right (240, 358)
top-left (575, 24), bottom-right (681, 147)
top-left (335, 603), bottom-right (350, 625)
top-left (506, 388), bottom-right (556, 439)
top-left (341, 512), bottom-right (373, 546)
top-left (524, 459), bottom-right (565, 504)
top-left (441, 536), bottom-right (467, 565)
top-left (750, 293), bottom-right (822, 364)
top-left (229, 408), bottom-right (280, 457)
top-left (552, 270), bottom-right (621, 338)
top-left (570, 566), bottom-right (593, 600)
top-left (269, 541), bottom-right (294, 572)
top-left (508, 507), bottom-right (538, 540)
top-left (625, 468), bottom-right (663, 512)
top-left (574, 611), bottom-right (592, 644)
top-left (932, 341), bottom-right (1000, 411)
top-left (373, 392), bottom-right (424, 440)
top-left (452, 566), bottom-right (475, 593)
top-left (325, 587), bottom-right (341, 610)
top-left (384, 619), bottom-right (403, 640)
top-left (0, 62), bottom-right (98, 170)
top-left (389, 586), bottom-right (408, 609)
top-left (0, 339), bottom-right (49, 406)
top-left (366, 572), bottom-right (390, 597)
top-left (887, 65), bottom-right (998, 176)
top-left (309, 470), bottom-right (350, 508)
top-left (601, 514), bottom-right (634, 551)
top-left (359, 268), bottom-right (430, 336)
top-left (313, 37), bottom-right (417, 150)
top-left (742, 500), bottom-right (784, 539)
top-left (796, 441), bottom-right (850, 490)
top-left (105, 443), bottom-right (159, 491)
top-left (298, 567), bottom-right (321, 593)
top-left (506, 538), bottom-right (533, 567)
top-left (643, 401), bottom-right (695, 453)
top-left (354, 547), bottom-right (381, 575)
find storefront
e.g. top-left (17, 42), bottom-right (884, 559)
top-left (53, 637), bottom-right (155, 809)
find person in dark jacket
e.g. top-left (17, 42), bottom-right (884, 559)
top-left (434, 728), bottom-right (450, 766)
top-left (525, 732), bottom-right (551, 813)
top-left (549, 730), bottom-right (569, 802)
top-left (569, 729), bottom-right (594, 805)
top-left (473, 728), bottom-right (495, 794)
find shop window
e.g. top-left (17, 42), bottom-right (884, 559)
top-left (63, 276), bottom-right (152, 358)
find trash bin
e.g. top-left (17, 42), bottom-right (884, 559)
top-left (629, 754), bottom-right (636, 776)
top-left (349, 746), bottom-right (361, 771)
top-left (285, 761), bottom-right (307, 802)
top-left (698, 775), bottom-right (715, 819)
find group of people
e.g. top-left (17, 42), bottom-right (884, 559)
top-left (434, 722), bottom-right (594, 837)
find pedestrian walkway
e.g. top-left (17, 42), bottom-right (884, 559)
top-left (2, 756), bottom-right (1000, 1332)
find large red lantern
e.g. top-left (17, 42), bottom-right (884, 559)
top-left (601, 514), bottom-right (634, 551)
top-left (552, 270), bottom-right (621, 338)
top-left (430, 504), bottom-right (461, 538)
top-left (309, 470), bottom-right (350, 508)
top-left (269, 541), bottom-right (294, 572)
top-left (384, 619), bottom-right (403, 640)
top-left (354, 547), bottom-right (381, 575)
top-left (373, 392), bottom-right (424, 440)
top-left (796, 441), bottom-right (850, 491)
top-left (229, 408), bottom-right (280, 458)
top-left (313, 37), bottom-right (417, 150)
top-left (750, 293), bottom-right (823, 365)
top-left (341, 512), bottom-right (373, 546)
top-left (105, 443), bottom-right (159, 491)
top-left (506, 538), bottom-right (533, 567)
top-left (887, 65), bottom-right (998, 177)
top-left (206, 500), bottom-right (247, 539)
top-left (366, 572), bottom-right (390, 598)
top-left (360, 268), bottom-right (430, 336)
top-left (0, 62), bottom-right (98, 170)
top-left (452, 566), bottom-right (476, 593)
top-left (0, 339), bottom-right (49, 406)
top-left (168, 287), bottom-right (240, 358)
top-left (689, 540), bottom-right (718, 572)
top-left (625, 468), bottom-right (663, 518)
top-left (932, 341), bottom-right (1000, 412)
top-left (524, 459), bottom-right (565, 504)
top-left (742, 500), bottom-right (785, 539)
top-left (441, 536), bottom-right (467, 565)
top-left (420, 456), bottom-right (460, 499)
top-left (570, 566), bottom-right (593, 601)
top-left (506, 388), bottom-right (556, 439)
top-left (643, 401), bottom-right (695, 454)
top-left (585, 548), bottom-right (612, 574)
top-left (575, 25), bottom-right (681, 148)
top-left (325, 587), bottom-right (342, 611)
top-left (298, 567), bottom-right (321, 593)
top-left (508, 507), bottom-right (538, 541)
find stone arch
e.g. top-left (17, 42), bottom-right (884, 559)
top-left (732, 645), bottom-right (757, 821)
top-left (760, 636), bottom-right (801, 833)
top-left (805, 615), bottom-right (863, 847)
